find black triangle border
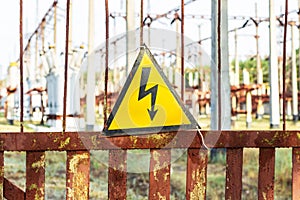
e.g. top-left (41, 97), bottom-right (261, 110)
top-left (103, 45), bottom-right (199, 136)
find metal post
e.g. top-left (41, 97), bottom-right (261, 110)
top-left (175, 14), bottom-right (181, 87)
top-left (104, 0), bottom-right (109, 125)
top-left (86, 0), bottom-right (95, 130)
top-left (299, 0), bottom-right (300, 92)
top-left (20, 0), bottom-right (24, 132)
top-left (63, 0), bottom-right (70, 132)
top-left (282, 0), bottom-right (288, 131)
top-left (269, 0), bottom-right (280, 128)
top-left (181, 0), bottom-right (185, 101)
top-left (140, 0), bottom-right (143, 46)
top-left (68, 0), bottom-right (73, 50)
top-left (217, 0), bottom-right (221, 130)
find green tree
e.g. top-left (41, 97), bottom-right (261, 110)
top-left (231, 57), bottom-right (269, 84)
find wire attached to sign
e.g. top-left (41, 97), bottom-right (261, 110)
top-left (197, 125), bottom-right (208, 150)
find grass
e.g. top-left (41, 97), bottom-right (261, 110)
top-left (0, 113), bottom-right (297, 198)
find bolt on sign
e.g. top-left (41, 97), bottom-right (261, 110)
top-left (103, 45), bottom-right (199, 135)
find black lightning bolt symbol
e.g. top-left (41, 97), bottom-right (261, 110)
top-left (138, 67), bottom-right (158, 120)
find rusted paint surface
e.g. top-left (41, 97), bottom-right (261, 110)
top-left (0, 131), bottom-right (299, 151)
top-left (4, 178), bottom-right (25, 200)
top-left (66, 151), bottom-right (90, 200)
top-left (292, 148), bottom-right (300, 200)
top-left (258, 148), bottom-right (275, 200)
top-left (149, 149), bottom-right (171, 200)
top-left (186, 148), bottom-right (207, 200)
top-left (108, 149), bottom-right (127, 200)
top-left (225, 148), bottom-right (243, 200)
top-left (26, 152), bottom-right (45, 200)
top-left (0, 152), bottom-right (3, 199)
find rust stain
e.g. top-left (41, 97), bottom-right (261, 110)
top-left (157, 192), bottom-right (167, 200)
top-left (152, 151), bottom-right (169, 182)
top-left (67, 153), bottom-right (89, 199)
top-left (149, 134), bottom-right (174, 148)
top-left (190, 167), bottom-right (206, 199)
top-left (262, 132), bottom-right (280, 146)
top-left (91, 135), bottom-right (97, 147)
top-left (31, 154), bottom-right (45, 173)
top-left (297, 133), bottom-right (300, 140)
top-left (28, 183), bottom-right (45, 200)
top-left (129, 136), bottom-right (138, 148)
top-left (59, 137), bottom-right (70, 149)
top-left (35, 187), bottom-right (44, 200)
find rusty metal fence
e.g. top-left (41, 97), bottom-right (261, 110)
top-left (1, 0), bottom-right (297, 199)
top-left (1, 130), bottom-right (300, 199)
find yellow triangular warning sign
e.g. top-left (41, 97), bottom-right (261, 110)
top-left (104, 45), bottom-right (199, 135)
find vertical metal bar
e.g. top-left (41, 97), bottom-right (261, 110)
top-left (225, 148), bottom-right (243, 199)
top-left (258, 148), bottom-right (275, 200)
top-left (292, 147), bottom-right (300, 199)
top-left (140, 0), bottom-right (144, 46)
top-left (299, 0), bottom-right (300, 94)
top-left (66, 151), bottom-right (90, 200)
top-left (108, 150), bottom-right (127, 199)
top-left (282, 0), bottom-right (288, 130)
top-left (104, 0), bottom-right (109, 125)
top-left (217, 0), bottom-right (221, 130)
top-left (186, 149), bottom-right (208, 200)
top-left (19, 0), bottom-right (24, 132)
top-left (0, 152), bottom-right (3, 198)
top-left (26, 152), bottom-right (45, 199)
top-left (63, 0), bottom-right (71, 132)
top-left (181, 0), bottom-right (184, 101)
top-left (149, 149), bottom-right (171, 200)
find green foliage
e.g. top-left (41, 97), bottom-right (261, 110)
top-left (231, 57), bottom-right (269, 83)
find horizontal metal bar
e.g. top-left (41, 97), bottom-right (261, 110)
top-left (0, 130), bottom-right (298, 151)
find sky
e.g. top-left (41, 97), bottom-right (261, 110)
top-left (0, 0), bottom-right (299, 79)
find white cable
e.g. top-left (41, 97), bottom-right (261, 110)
top-left (196, 125), bottom-right (208, 150)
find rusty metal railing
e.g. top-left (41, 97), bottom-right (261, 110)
top-left (0, 130), bottom-right (299, 199)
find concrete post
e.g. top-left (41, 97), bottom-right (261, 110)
top-left (269, 0), bottom-right (280, 128)
top-left (255, 2), bottom-right (264, 119)
top-left (211, 0), bottom-right (218, 130)
top-left (290, 21), bottom-right (298, 122)
top-left (86, 0), bottom-right (95, 130)
top-left (126, 0), bottom-right (136, 75)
